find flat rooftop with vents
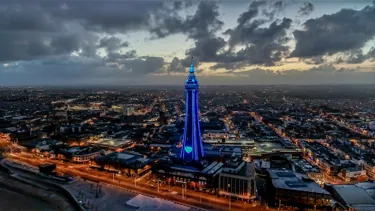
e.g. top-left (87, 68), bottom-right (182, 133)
top-left (87, 138), bottom-right (132, 150)
top-left (268, 170), bottom-right (330, 194)
top-left (266, 170), bottom-right (332, 209)
top-left (326, 182), bottom-right (375, 211)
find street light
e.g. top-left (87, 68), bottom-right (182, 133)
top-left (176, 180), bottom-right (187, 199)
top-left (228, 184), bottom-right (231, 211)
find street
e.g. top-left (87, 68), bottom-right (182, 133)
top-left (7, 152), bottom-right (267, 211)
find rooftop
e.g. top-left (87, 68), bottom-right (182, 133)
top-left (331, 182), bottom-right (375, 210)
top-left (268, 170), bottom-right (330, 195)
top-left (117, 153), bottom-right (136, 160)
top-left (88, 138), bottom-right (131, 147)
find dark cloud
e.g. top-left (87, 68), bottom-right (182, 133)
top-left (298, 2), bottom-right (314, 16)
top-left (0, 31), bottom-right (85, 62)
top-left (168, 57), bottom-right (186, 72)
top-left (43, 1), bottom-right (167, 34)
top-left (235, 37), bottom-right (290, 66)
top-left (335, 48), bottom-right (375, 64)
top-left (0, 0), bottom-right (213, 77)
top-left (274, 1), bottom-right (285, 10)
top-left (235, 1), bottom-right (266, 27)
top-left (118, 56), bottom-right (165, 75)
top-left (106, 50), bottom-right (137, 63)
top-left (186, 37), bottom-right (226, 62)
top-left (234, 0), bottom-right (287, 27)
top-left (227, 16), bottom-right (292, 47)
top-left (0, 0), bottom-right (374, 85)
top-left (291, 4), bottom-right (375, 59)
top-left (185, 1), bottom-right (291, 69)
top-left (0, 0), bottom-right (189, 80)
top-left (302, 56), bottom-right (325, 65)
top-left (78, 33), bottom-right (100, 58)
top-left (150, 1), bottom-right (223, 40)
top-left (262, 0), bottom-right (288, 21)
top-left (368, 47), bottom-right (375, 61)
top-left (0, 3), bottom-right (84, 62)
top-left (345, 51), bottom-right (368, 64)
top-left (163, 1), bottom-right (194, 12)
top-left (104, 51), bottom-right (166, 75)
top-left (150, 1), bottom-right (225, 70)
top-left (98, 36), bottom-right (129, 52)
top-left (0, 0), bottom-right (195, 62)
top-left (220, 17), bottom-right (292, 67)
top-left (0, 53), bottom-right (165, 85)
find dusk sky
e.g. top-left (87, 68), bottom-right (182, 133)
top-left (1, 0), bottom-right (375, 85)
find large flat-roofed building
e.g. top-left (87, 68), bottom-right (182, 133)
top-left (326, 182), bottom-right (375, 211)
top-left (87, 138), bottom-right (132, 150)
top-left (94, 150), bottom-right (152, 177)
top-left (154, 148), bottom-right (257, 197)
top-left (153, 158), bottom-right (222, 192)
top-left (57, 146), bottom-right (103, 163)
top-left (22, 138), bottom-right (63, 152)
top-left (266, 170), bottom-right (332, 211)
top-left (218, 162), bottom-right (256, 201)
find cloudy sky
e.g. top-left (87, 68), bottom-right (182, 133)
top-left (0, 0), bottom-right (375, 86)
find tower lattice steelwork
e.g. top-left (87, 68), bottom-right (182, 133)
top-left (180, 61), bottom-right (204, 162)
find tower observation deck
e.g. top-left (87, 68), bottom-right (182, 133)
top-left (180, 60), bottom-right (204, 162)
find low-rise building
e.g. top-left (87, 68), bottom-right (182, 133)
top-left (22, 138), bottom-right (63, 152)
top-left (326, 182), bottom-right (375, 211)
top-left (338, 166), bottom-right (367, 182)
top-left (94, 150), bottom-right (152, 177)
top-left (87, 138), bottom-right (132, 151)
top-left (57, 146), bottom-right (103, 163)
top-left (266, 170), bottom-right (332, 211)
top-left (364, 161), bottom-right (375, 178)
top-left (218, 161), bottom-right (256, 201)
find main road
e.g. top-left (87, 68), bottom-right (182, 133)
top-left (7, 153), bottom-right (268, 211)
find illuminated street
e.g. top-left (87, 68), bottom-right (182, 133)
top-left (6, 152), bottom-right (266, 211)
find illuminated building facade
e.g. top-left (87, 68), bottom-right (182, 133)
top-left (180, 62), bottom-right (204, 162)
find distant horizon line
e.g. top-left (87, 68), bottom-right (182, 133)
top-left (1, 83), bottom-right (375, 88)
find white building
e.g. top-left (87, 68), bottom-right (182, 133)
top-left (122, 105), bottom-right (136, 116)
top-left (364, 162), bottom-right (375, 178)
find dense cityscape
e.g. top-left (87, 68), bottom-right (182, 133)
top-left (1, 65), bottom-right (374, 210)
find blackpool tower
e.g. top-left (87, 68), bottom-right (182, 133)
top-left (180, 60), bottom-right (204, 162)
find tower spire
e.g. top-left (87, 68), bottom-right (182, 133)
top-left (181, 56), bottom-right (204, 162)
top-left (189, 57), bottom-right (194, 73)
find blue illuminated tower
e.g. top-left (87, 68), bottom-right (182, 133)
top-left (180, 60), bottom-right (204, 162)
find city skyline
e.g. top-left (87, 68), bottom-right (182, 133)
top-left (1, 0), bottom-right (375, 85)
